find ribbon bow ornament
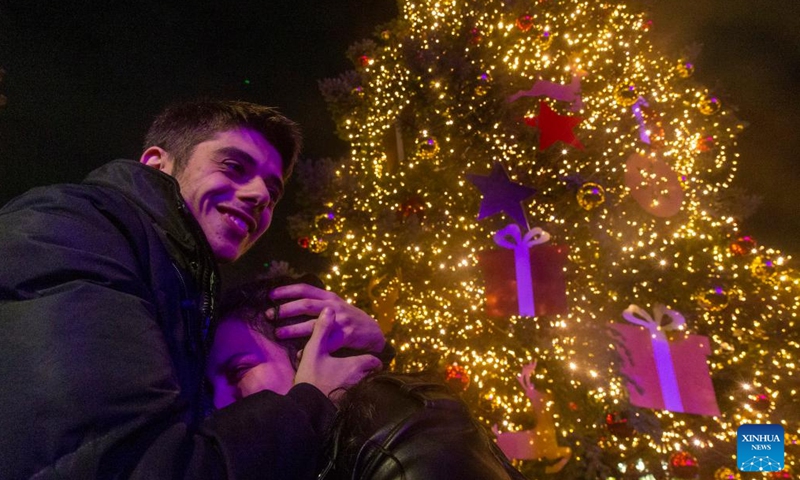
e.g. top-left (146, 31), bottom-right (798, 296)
top-left (507, 70), bottom-right (587, 112)
top-left (631, 96), bottom-right (652, 144)
top-left (493, 224), bottom-right (550, 316)
top-left (622, 303), bottom-right (687, 412)
top-left (492, 361), bottom-right (571, 473)
top-left (622, 303), bottom-right (686, 338)
top-left (631, 96), bottom-right (665, 146)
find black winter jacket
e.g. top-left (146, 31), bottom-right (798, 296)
top-left (0, 160), bottom-right (335, 479)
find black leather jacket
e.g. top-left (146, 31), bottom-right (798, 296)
top-left (320, 373), bottom-right (527, 480)
top-left (0, 160), bottom-right (335, 479)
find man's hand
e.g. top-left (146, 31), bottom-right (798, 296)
top-left (268, 283), bottom-right (386, 353)
top-left (294, 308), bottom-right (382, 401)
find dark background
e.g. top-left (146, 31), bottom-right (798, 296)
top-left (1, 1), bottom-right (798, 283)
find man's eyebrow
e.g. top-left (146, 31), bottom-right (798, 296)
top-left (217, 147), bottom-right (257, 168)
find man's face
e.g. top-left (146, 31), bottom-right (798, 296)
top-left (206, 318), bottom-right (296, 409)
top-left (168, 128), bottom-right (285, 263)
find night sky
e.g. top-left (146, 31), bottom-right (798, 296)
top-left (1, 1), bottom-right (798, 282)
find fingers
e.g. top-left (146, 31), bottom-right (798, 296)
top-left (274, 319), bottom-right (314, 339)
top-left (266, 287), bottom-right (386, 354)
top-left (327, 355), bottom-right (382, 379)
top-left (305, 307), bottom-right (333, 353)
top-left (341, 355), bottom-right (383, 386)
top-left (326, 355), bottom-right (384, 403)
top-left (270, 298), bottom-right (329, 320)
top-left (270, 283), bottom-right (334, 301)
top-left (354, 354), bottom-right (383, 374)
top-left (268, 286), bottom-right (348, 322)
top-left (294, 315), bottom-right (384, 400)
top-left (305, 308), bottom-right (345, 355)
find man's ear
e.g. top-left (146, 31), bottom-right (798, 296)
top-left (140, 146), bottom-right (175, 175)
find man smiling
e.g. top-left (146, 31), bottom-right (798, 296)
top-left (0, 100), bottom-right (385, 479)
top-left (141, 127), bottom-right (285, 262)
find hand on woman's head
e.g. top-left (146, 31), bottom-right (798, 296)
top-left (294, 308), bottom-right (383, 403)
top-left (269, 283), bottom-right (387, 354)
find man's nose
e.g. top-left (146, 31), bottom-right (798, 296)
top-left (238, 177), bottom-right (270, 208)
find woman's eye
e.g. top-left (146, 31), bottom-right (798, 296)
top-left (226, 364), bottom-right (252, 383)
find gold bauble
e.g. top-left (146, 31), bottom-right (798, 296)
top-left (696, 287), bottom-right (729, 312)
top-left (475, 72), bottom-right (492, 96)
top-left (751, 255), bottom-right (779, 281)
top-left (308, 236), bottom-right (329, 253)
top-left (576, 182), bottom-right (606, 210)
top-left (698, 95), bottom-right (721, 115)
top-left (613, 82), bottom-right (638, 106)
top-left (417, 136), bottom-right (439, 158)
top-left (676, 60), bottom-right (695, 78)
top-left (314, 212), bottom-right (337, 234)
top-left (535, 30), bottom-right (553, 50)
top-left (714, 467), bottom-right (740, 480)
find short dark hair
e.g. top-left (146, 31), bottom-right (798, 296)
top-left (144, 99), bottom-right (302, 178)
top-left (212, 273), bottom-right (324, 369)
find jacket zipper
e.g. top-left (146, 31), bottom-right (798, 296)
top-left (175, 195), bottom-right (218, 419)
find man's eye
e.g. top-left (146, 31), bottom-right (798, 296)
top-left (267, 188), bottom-right (282, 203)
top-left (223, 160), bottom-right (245, 175)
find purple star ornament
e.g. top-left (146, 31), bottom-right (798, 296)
top-left (466, 161), bottom-right (537, 229)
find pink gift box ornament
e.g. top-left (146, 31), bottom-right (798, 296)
top-left (478, 224), bottom-right (568, 318)
top-left (611, 304), bottom-right (720, 416)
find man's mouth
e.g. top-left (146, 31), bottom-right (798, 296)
top-left (220, 207), bottom-right (257, 235)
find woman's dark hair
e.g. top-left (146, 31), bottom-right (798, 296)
top-left (212, 273), bottom-right (324, 369)
top-left (144, 99), bottom-right (302, 178)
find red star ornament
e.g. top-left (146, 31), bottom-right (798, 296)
top-left (525, 101), bottom-right (585, 150)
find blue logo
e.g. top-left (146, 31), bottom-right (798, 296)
top-left (737, 424), bottom-right (784, 472)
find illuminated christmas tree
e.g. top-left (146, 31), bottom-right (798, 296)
top-left (289, 0), bottom-right (799, 477)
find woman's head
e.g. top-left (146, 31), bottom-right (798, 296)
top-left (206, 274), bottom-right (323, 409)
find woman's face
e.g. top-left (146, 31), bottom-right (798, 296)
top-left (206, 317), bottom-right (296, 409)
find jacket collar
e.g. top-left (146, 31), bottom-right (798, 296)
top-left (82, 159), bottom-right (219, 284)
